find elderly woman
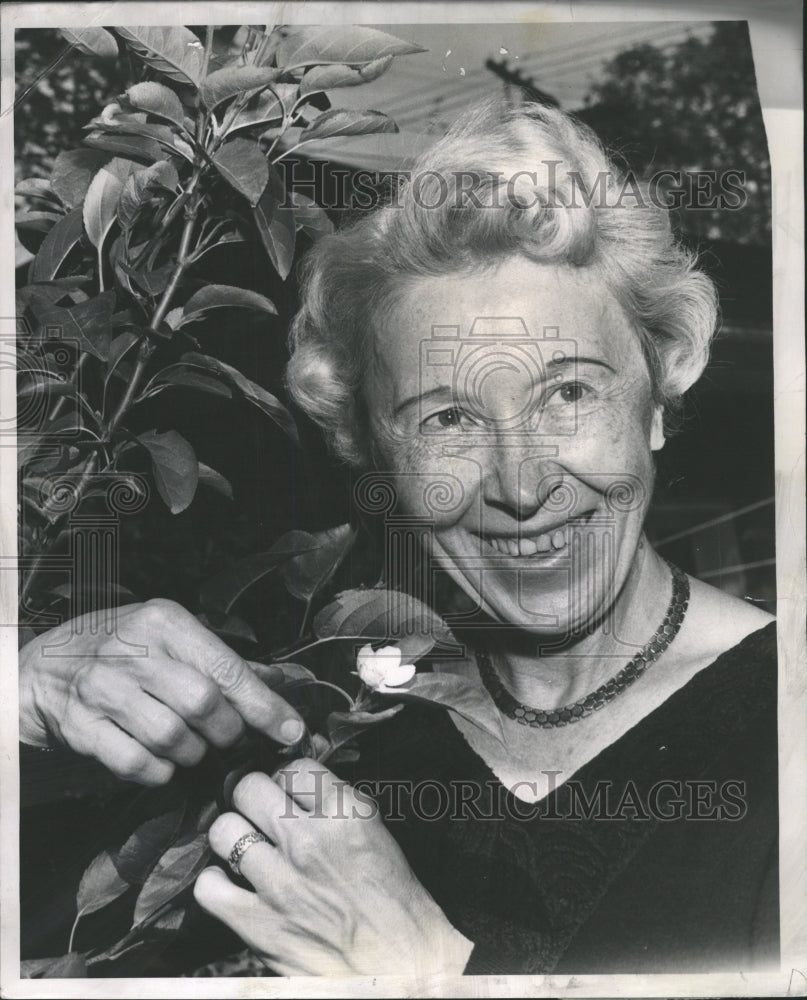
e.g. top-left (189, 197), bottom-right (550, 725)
top-left (19, 99), bottom-right (777, 976)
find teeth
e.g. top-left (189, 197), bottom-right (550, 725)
top-left (480, 511), bottom-right (596, 557)
top-left (535, 533), bottom-right (552, 552)
top-left (483, 529), bottom-right (566, 556)
top-left (551, 529), bottom-right (566, 550)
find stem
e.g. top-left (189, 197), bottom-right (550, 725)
top-left (271, 139), bottom-right (311, 164)
top-left (68, 907), bottom-right (86, 953)
top-left (271, 634), bottom-right (339, 662)
top-left (85, 899), bottom-right (177, 967)
top-left (21, 180), bottom-right (204, 609)
top-left (202, 26), bottom-right (214, 79)
top-left (298, 597), bottom-right (314, 639)
top-left (48, 353), bottom-right (89, 422)
top-left (310, 680), bottom-right (355, 710)
top-left (266, 110), bottom-right (306, 162)
top-left (109, 203), bottom-right (199, 427)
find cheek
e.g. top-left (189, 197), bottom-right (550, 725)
top-left (567, 382), bottom-right (657, 466)
top-left (380, 437), bottom-right (480, 528)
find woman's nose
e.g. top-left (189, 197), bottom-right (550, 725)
top-left (482, 443), bottom-right (556, 520)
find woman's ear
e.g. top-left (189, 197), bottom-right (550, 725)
top-left (650, 406), bottom-right (666, 452)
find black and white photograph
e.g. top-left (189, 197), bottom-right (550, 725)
top-left (1, 2), bottom-right (804, 995)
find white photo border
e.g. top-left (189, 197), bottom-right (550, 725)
top-left (1, 2), bottom-right (803, 997)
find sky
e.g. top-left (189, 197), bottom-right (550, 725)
top-left (302, 21), bottom-right (716, 167)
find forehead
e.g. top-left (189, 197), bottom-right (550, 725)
top-left (372, 258), bottom-right (641, 381)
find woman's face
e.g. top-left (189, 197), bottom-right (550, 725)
top-left (365, 257), bottom-right (665, 637)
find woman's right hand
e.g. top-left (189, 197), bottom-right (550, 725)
top-left (19, 599), bottom-right (306, 786)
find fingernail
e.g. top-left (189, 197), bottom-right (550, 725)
top-left (280, 718), bottom-right (305, 744)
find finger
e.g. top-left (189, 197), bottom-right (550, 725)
top-left (273, 757), bottom-right (344, 815)
top-left (73, 714), bottom-right (175, 786)
top-left (160, 613), bottom-right (305, 745)
top-left (194, 865), bottom-right (263, 929)
top-left (117, 694), bottom-right (208, 768)
top-left (208, 812), bottom-right (282, 891)
top-left (194, 867), bottom-right (350, 978)
top-left (137, 656), bottom-right (246, 749)
top-left (81, 667), bottom-right (207, 767)
top-left (193, 866), bottom-right (315, 974)
top-left (231, 772), bottom-right (305, 846)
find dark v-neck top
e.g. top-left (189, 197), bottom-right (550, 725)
top-left (338, 622), bottom-right (779, 975)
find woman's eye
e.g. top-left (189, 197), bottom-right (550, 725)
top-left (548, 381), bottom-right (588, 405)
top-left (424, 407), bottom-right (467, 430)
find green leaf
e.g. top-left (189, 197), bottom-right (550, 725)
top-left (125, 261), bottom-right (175, 297)
top-left (37, 290), bottom-right (117, 361)
top-left (226, 84), bottom-right (299, 135)
top-left (15, 211), bottom-right (61, 232)
top-left (164, 307), bottom-right (185, 330)
top-left (201, 66), bottom-right (280, 109)
top-left (132, 832), bottom-right (211, 927)
top-left (197, 611), bottom-right (256, 643)
top-left (251, 660), bottom-right (318, 686)
top-left (212, 139), bottom-right (269, 207)
top-left (277, 26), bottom-right (425, 69)
top-left (197, 462), bottom-right (233, 500)
top-left (313, 588), bottom-right (459, 661)
top-left (21, 953), bottom-right (88, 979)
top-left (124, 81), bottom-right (186, 128)
top-left (281, 524), bottom-right (356, 603)
top-left (378, 672), bottom-right (505, 744)
top-left (180, 284), bottom-right (277, 323)
top-left (118, 161), bottom-right (179, 231)
top-left (50, 149), bottom-right (109, 209)
top-left (17, 278), bottom-right (91, 316)
top-left (110, 805), bottom-right (187, 886)
top-left (200, 531), bottom-right (319, 613)
top-left (59, 26), bottom-right (118, 58)
top-left (300, 55), bottom-right (393, 95)
top-left (115, 26), bottom-right (205, 86)
top-left (83, 158), bottom-right (139, 250)
top-left (30, 208), bottom-right (85, 282)
top-left (301, 108), bottom-right (398, 142)
top-left (154, 906), bottom-right (187, 932)
top-left (83, 130), bottom-right (165, 164)
top-left (85, 117), bottom-right (179, 163)
top-left (290, 192), bottom-right (333, 240)
top-left (190, 231), bottom-right (247, 264)
top-left (326, 704), bottom-right (404, 755)
top-left (178, 351), bottom-right (298, 442)
top-left (146, 366), bottom-right (233, 399)
top-left (253, 168), bottom-right (295, 280)
top-left (15, 177), bottom-right (60, 201)
top-left (138, 429), bottom-right (198, 514)
top-left (16, 226), bottom-right (48, 257)
top-left (76, 850), bottom-right (130, 919)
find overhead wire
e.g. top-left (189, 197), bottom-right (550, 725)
top-left (381, 22), bottom-right (712, 123)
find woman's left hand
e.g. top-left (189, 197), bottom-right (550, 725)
top-left (194, 759), bottom-right (474, 977)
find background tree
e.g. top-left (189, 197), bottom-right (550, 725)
top-left (578, 21), bottom-right (770, 246)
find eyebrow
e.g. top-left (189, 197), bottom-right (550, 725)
top-left (393, 356), bottom-right (617, 417)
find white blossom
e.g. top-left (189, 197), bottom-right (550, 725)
top-left (356, 644), bottom-right (415, 689)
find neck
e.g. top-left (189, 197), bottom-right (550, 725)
top-left (488, 542), bottom-right (674, 709)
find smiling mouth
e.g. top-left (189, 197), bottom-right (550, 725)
top-left (475, 510), bottom-right (598, 557)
